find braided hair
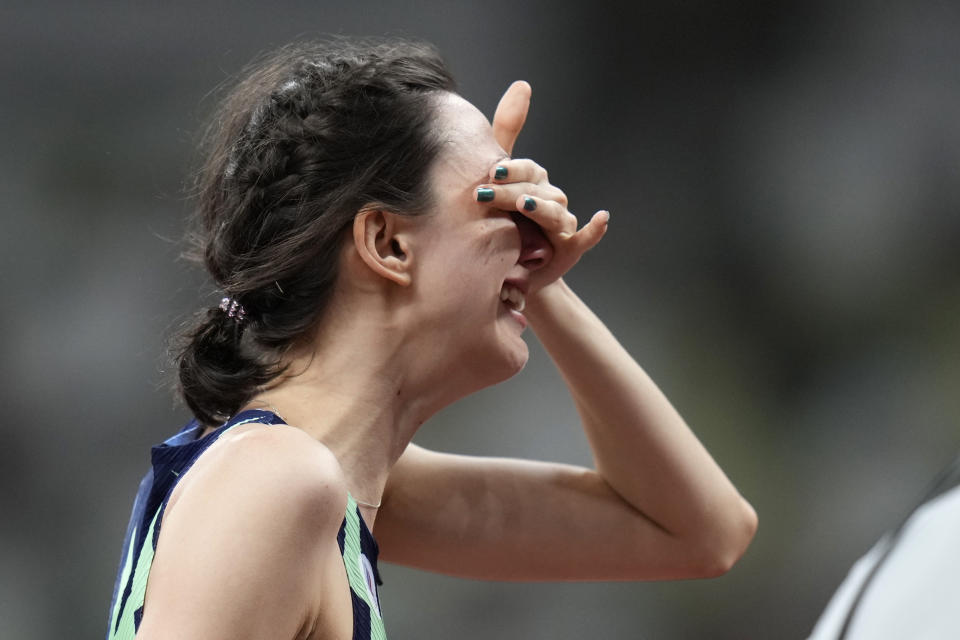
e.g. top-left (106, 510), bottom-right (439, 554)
top-left (176, 39), bottom-right (456, 425)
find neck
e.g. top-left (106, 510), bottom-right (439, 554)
top-left (246, 294), bottom-right (466, 524)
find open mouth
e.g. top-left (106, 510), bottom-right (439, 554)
top-left (499, 283), bottom-right (526, 313)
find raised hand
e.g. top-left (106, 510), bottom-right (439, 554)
top-left (482, 82), bottom-right (609, 293)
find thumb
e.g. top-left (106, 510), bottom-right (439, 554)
top-left (492, 80), bottom-right (531, 155)
top-left (574, 210), bottom-right (610, 253)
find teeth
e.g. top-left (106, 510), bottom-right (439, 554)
top-left (512, 289), bottom-right (525, 312)
top-left (499, 284), bottom-right (526, 312)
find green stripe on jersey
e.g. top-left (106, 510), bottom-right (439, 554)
top-left (342, 494), bottom-right (387, 640)
top-left (109, 508), bottom-right (160, 640)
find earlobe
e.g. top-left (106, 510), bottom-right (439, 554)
top-left (352, 208), bottom-right (413, 287)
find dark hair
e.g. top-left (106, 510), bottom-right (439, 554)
top-left (176, 38), bottom-right (456, 425)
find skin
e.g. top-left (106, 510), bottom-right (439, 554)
top-left (135, 81), bottom-right (758, 639)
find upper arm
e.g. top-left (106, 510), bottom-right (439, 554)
top-left (136, 427), bottom-right (349, 640)
top-left (375, 444), bottom-right (719, 582)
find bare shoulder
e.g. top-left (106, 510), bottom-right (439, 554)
top-left (139, 424), bottom-right (351, 639)
top-left (180, 423), bottom-right (349, 532)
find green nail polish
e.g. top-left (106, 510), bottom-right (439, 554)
top-left (494, 166), bottom-right (508, 180)
top-left (523, 196), bottom-right (536, 211)
top-left (476, 187), bottom-right (495, 202)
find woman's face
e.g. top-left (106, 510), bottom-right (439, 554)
top-left (407, 92), bottom-right (548, 387)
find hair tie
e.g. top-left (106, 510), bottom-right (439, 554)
top-left (219, 297), bottom-right (247, 323)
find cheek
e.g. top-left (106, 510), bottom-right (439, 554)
top-left (480, 229), bottom-right (511, 267)
top-left (415, 247), bottom-right (486, 314)
top-left (472, 217), bottom-right (520, 269)
top-left (414, 217), bottom-right (516, 313)
top-left (437, 225), bottom-right (505, 278)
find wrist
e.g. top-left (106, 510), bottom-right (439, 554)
top-left (525, 278), bottom-right (573, 323)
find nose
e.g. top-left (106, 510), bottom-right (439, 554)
top-left (510, 211), bottom-right (553, 271)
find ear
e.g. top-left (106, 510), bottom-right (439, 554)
top-left (352, 208), bottom-right (413, 287)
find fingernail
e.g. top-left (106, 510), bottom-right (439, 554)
top-left (476, 187), bottom-right (495, 202)
top-left (522, 196), bottom-right (537, 211)
top-left (494, 166), bottom-right (508, 180)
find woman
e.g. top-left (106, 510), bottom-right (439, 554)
top-left (106, 39), bottom-right (757, 640)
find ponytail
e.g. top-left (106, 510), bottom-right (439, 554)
top-left (176, 302), bottom-right (274, 426)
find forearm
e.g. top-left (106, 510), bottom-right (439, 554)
top-left (525, 279), bottom-right (757, 557)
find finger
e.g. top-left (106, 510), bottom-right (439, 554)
top-left (488, 157), bottom-right (548, 184)
top-left (570, 210), bottom-right (610, 252)
top-left (514, 194), bottom-right (579, 237)
top-left (475, 182), bottom-right (567, 215)
top-left (492, 81), bottom-right (531, 155)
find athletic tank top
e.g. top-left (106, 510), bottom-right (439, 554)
top-left (105, 410), bottom-right (386, 640)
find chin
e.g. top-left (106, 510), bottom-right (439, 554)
top-left (464, 334), bottom-right (529, 393)
top-left (489, 335), bottom-right (530, 385)
top-left (503, 340), bottom-right (529, 377)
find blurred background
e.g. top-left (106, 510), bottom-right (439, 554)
top-left (2, 1), bottom-right (959, 638)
